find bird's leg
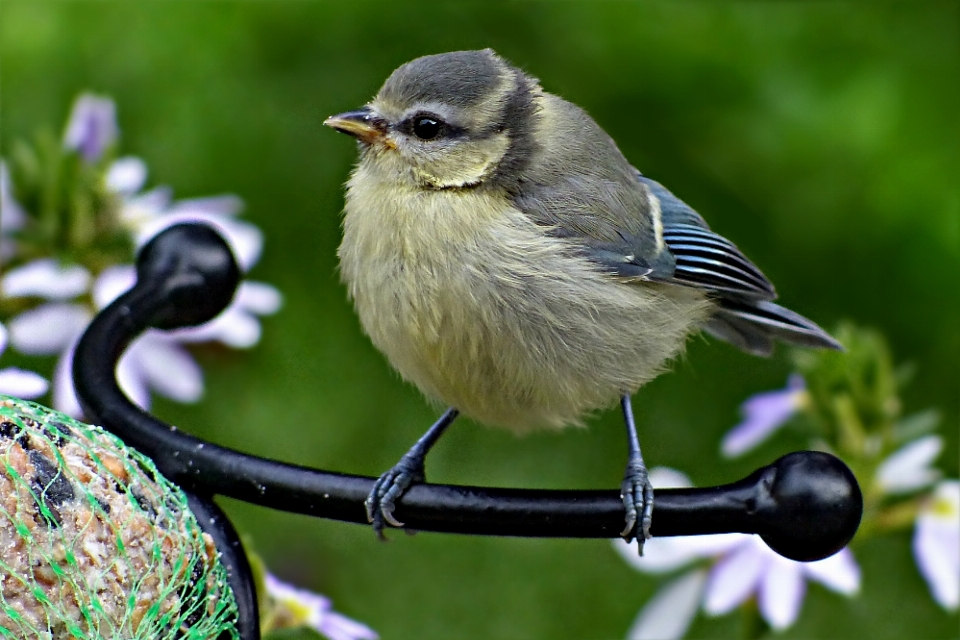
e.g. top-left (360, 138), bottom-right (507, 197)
top-left (620, 394), bottom-right (654, 555)
top-left (366, 407), bottom-right (460, 540)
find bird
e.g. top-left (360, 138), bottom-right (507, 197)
top-left (325, 49), bottom-right (840, 553)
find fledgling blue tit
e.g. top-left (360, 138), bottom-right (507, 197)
top-left (326, 49), bottom-right (840, 552)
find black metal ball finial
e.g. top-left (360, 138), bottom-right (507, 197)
top-left (755, 451), bottom-right (863, 561)
top-left (641, 451), bottom-right (862, 561)
top-left (135, 223), bottom-right (241, 329)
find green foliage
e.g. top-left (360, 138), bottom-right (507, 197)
top-left (6, 131), bottom-right (129, 270)
top-left (787, 323), bottom-right (945, 538)
top-left (793, 323), bottom-right (903, 462)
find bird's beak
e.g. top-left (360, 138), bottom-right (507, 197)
top-left (324, 107), bottom-right (389, 145)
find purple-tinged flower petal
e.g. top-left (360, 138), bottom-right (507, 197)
top-left (317, 611), bottom-right (380, 640)
top-left (647, 467), bottom-right (694, 490)
top-left (93, 264), bottom-right (137, 309)
top-left (626, 569), bottom-right (707, 640)
top-left (0, 367), bottom-right (49, 399)
top-left (265, 573), bottom-right (378, 640)
top-left (116, 344), bottom-right (151, 411)
top-left (172, 281), bottom-right (281, 348)
top-left (758, 555), bottom-right (805, 630)
top-left (63, 94), bottom-right (118, 163)
top-left (7, 303), bottom-right (92, 355)
top-left (119, 185), bottom-right (174, 229)
top-left (169, 195), bottom-right (244, 217)
top-left (913, 480), bottom-right (960, 610)
top-left (0, 235), bottom-right (16, 264)
top-left (0, 325), bottom-right (44, 398)
top-left (108, 333), bottom-right (204, 411)
top-left (703, 538), bottom-right (767, 615)
top-left (177, 308), bottom-right (262, 348)
top-left (106, 156), bottom-right (148, 195)
top-left (616, 534), bottom-right (745, 574)
top-left (236, 281), bottom-right (283, 315)
top-left (876, 435), bottom-right (943, 495)
top-left (53, 342), bottom-right (83, 417)
top-left (265, 573), bottom-right (332, 611)
top-left (129, 333), bottom-right (203, 403)
top-left (802, 547), bottom-right (860, 595)
top-left (620, 472), bottom-right (861, 637)
top-left (135, 212), bottom-right (263, 271)
top-left (1, 258), bottom-right (91, 300)
top-left (721, 374), bottom-right (807, 458)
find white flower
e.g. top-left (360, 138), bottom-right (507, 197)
top-left (5, 252), bottom-right (278, 420)
top-left (136, 195), bottom-right (263, 272)
top-left (7, 301), bottom-right (93, 355)
top-left (0, 322), bottom-right (48, 399)
top-left (171, 281), bottom-right (282, 348)
top-left (721, 375), bottom-right (808, 457)
top-left (1, 258), bottom-right (91, 300)
top-left (63, 93), bottom-right (118, 163)
top-left (95, 264), bottom-right (281, 350)
top-left (105, 158), bottom-right (263, 273)
top-left (913, 480), bottom-right (959, 611)
top-left (875, 435), bottom-right (943, 495)
top-left (704, 536), bottom-right (858, 629)
top-left (615, 468), bottom-right (861, 639)
top-left (106, 156), bottom-right (148, 195)
top-left (3, 264), bottom-right (205, 417)
top-left (264, 573), bottom-right (378, 640)
top-left (52, 264), bottom-right (278, 417)
top-left (101, 155), bottom-right (284, 349)
top-left (3, 93), bottom-right (281, 417)
top-left (625, 569), bottom-right (707, 640)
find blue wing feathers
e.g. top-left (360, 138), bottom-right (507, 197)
top-left (640, 172), bottom-right (777, 299)
top-left (638, 173), bottom-right (840, 354)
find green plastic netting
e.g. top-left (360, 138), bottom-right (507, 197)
top-left (0, 394), bottom-right (239, 639)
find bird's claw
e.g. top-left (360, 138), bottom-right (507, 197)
top-left (365, 455), bottom-right (425, 540)
top-left (620, 460), bottom-right (654, 554)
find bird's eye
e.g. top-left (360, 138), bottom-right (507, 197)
top-left (413, 117), bottom-right (441, 140)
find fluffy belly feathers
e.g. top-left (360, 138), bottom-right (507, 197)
top-left (338, 175), bottom-right (710, 432)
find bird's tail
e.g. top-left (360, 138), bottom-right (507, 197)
top-left (702, 298), bottom-right (843, 357)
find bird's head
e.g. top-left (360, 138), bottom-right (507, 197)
top-left (325, 49), bottom-right (539, 191)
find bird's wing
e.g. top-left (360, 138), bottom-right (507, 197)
top-left (638, 175), bottom-right (776, 300)
top-left (703, 298), bottom-right (843, 355)
top-left (512, 171), bottom-right (675, 279)
top-left (639, 175), bottom-right (840, 354)
top-left (513, 168), bottom-right (840, 354)
top-left (514, 169), bottom-right (776, 300)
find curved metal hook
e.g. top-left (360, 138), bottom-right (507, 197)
top-left (73, 223), bottom-right (864, 635)
top-left (186, 491), bottom-right (260, 640)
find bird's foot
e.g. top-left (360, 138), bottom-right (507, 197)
top-left (621, 458), bottom-right (654, 555)
top-left (365, 453), bottom-right (426, 540)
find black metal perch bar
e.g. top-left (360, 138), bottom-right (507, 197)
top-left (73, 223), bottom-right (863, 639)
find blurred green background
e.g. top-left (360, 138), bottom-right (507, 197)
top-left (2, 2), bottom-right (957, 638)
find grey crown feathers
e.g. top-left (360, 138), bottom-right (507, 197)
top-left (370, 49), bottom-right (840, 356)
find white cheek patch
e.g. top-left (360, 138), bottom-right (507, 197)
top-left (411, 133), bottom-right (511, 189)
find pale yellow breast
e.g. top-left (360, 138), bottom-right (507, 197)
top-left (338, 160), bottom-right (711, 432)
